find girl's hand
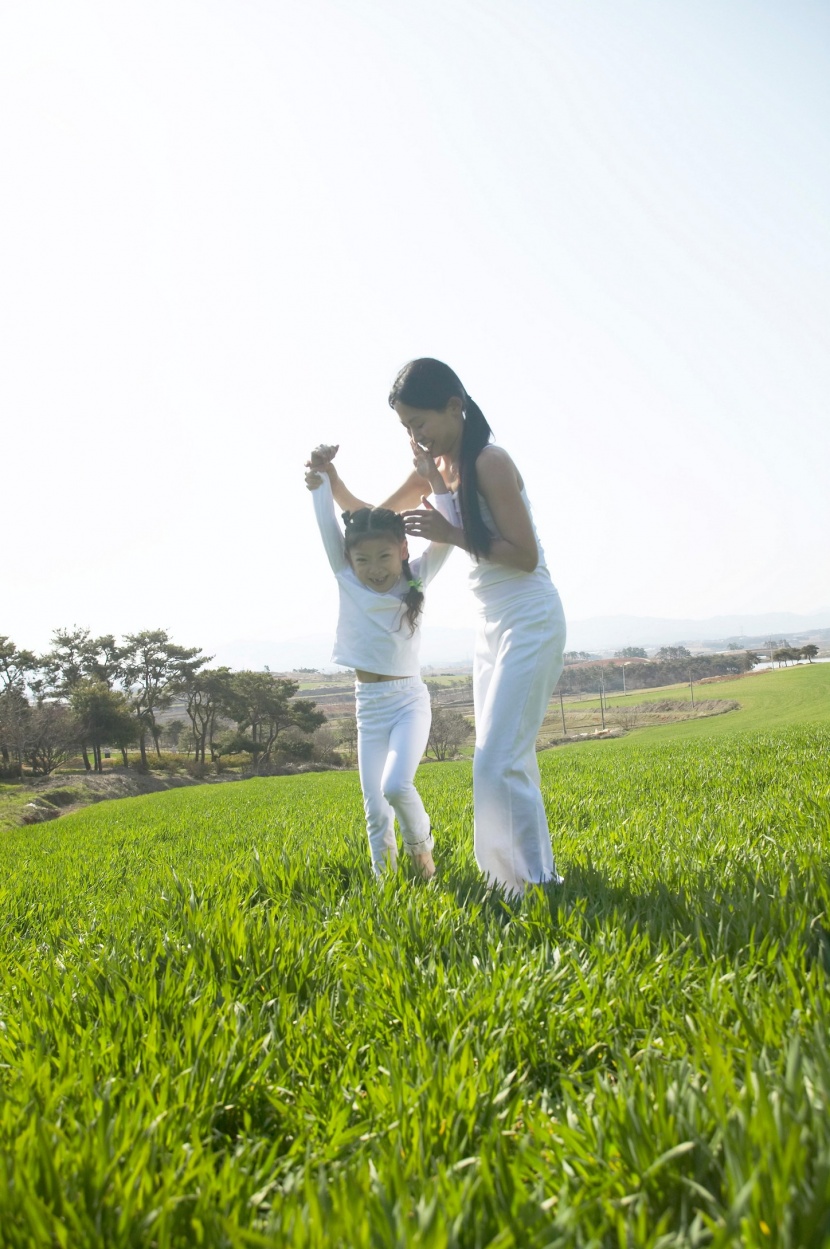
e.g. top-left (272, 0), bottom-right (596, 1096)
top-left (401, 497), bottom-right (457, 544)
top-left (305, 469), bottom-right (324, 490)
top-left (306, 444), bottom-right (339, 471)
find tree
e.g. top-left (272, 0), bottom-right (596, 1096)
top-left (182, 667), bottom-right (234, 764)
top-left (336, 715), bottom-right (358, 763)
top-left (162, 718), bottom-right (188, 751)
top-left (425, 683), bottom-right (471, 761)
top-left (0, 639), bottom-right (38, 770)
top-left (41, 627), bottom-right (94, 694)
top-left (426, 705), bottom-right (471, 761)
top-left (41, 628), bottom-right (125, 769)
top-left (773, 647), bottom-right (804, 667)
top-left (801, 644), bottom-right (819, 663)
top-left (120, 630), bottom-right (208, 767)
top-left (71, 681), bottom-right (136, 773)
top-left (0, 687), bottom-right (29, 777)
top-left (83, 634), bottom-right (123, 687)
top-left (615, 647), bottom-right (647, 659)
top-left (224, 671), bottom-right (326, 772)
top-left (0, 637), bottom-right (38, 692)
top-left (24, 703), bottom-right (79, 776)
top-left (656, 646), bottom-right (691, 662)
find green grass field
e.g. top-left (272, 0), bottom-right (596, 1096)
top-left (2, 669), bottom-right (830, 1246)
top-left (570, 661), bottom-right (830, 745)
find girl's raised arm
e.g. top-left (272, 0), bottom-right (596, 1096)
top-left (306, 470), bottom-right (349, 574)
top-left (306, 443), bottom-right (374, 512)
top-left (327, 464), bottom-right (374, 513)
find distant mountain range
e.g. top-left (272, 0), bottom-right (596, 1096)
top-left (563, 611), bottom-right (830, 653)
top-left (211, 610), bottom-right (830, 671)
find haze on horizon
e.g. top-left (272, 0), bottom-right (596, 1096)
top-left (2, 0), bottom-right (828, 660)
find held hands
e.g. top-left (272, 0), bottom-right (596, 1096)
top-left (401, 497), bottom-right (456, 544)
top-left (304, 444), bottom-right (339, 491)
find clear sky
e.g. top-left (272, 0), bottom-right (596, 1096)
top-left (2, 0), bottom-right (828, 660)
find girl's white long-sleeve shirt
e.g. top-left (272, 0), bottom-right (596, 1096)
top-left (311, 474), bottom-right (452, 676)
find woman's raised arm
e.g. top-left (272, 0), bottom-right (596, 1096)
top-left (378, 468), bottom-right (434, 512)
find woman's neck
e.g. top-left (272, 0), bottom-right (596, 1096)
top-left (436, 454), bottom-right (460, 491)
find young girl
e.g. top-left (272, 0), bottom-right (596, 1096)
top-left (322, 360), bottom-right (567, 898)
top-left (305, 446), bottom-right (451, 879)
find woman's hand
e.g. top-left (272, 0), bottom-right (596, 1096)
top-left (305, 469), bottom-right (324, 490)
top-left (401, 497), bottom-right (460, 545)
top-left (410, 438), bottom-right (443, 489)
top-left (305, 444), bottom-right (339, 473)
top-left (411, 437), bottom-right (436, 479)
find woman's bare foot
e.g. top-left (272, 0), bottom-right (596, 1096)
top-left (411, 851), bottom-right (436, 881)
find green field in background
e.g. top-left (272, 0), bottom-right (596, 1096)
top-left (2, 664), bottom-right (830, 1245)
top-left (567, 660), bottom-right (830, 745)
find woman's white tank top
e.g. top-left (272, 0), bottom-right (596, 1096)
top-left (451, 485), bottom-right (558, 609)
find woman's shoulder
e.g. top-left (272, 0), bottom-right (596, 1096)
top-left (474, 445), bottom-right (523, 491)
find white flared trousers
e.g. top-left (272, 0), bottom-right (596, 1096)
top-left (355, 676), bottom-right (434, 873)
top-left (472, 589), bottom-right (566, 897)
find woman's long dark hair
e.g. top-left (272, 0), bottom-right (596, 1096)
top-left (342, 506), bottom-right (424, 634)
top-left (388, 357), bottom-right (493, 559)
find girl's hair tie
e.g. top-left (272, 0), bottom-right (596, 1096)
top-left (408, 577), bottom-right (423, 592)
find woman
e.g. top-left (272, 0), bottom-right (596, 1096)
top-left (324, 358), bottom-right (566, 897)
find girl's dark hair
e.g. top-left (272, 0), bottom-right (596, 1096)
top-left (388, 357), bottom-right (493, 559)
top-left (342, 507), bottom-right (424, 634)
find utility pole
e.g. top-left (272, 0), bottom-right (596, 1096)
top-left (689, 662), bottom-right (695, 707)
top-left (599, 669), bottom-right (606, 729)
top-left (558, 686), bottom-right (566, 736)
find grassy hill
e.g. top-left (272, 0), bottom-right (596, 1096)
top-left (1, 671), bottom-right (829, 1244)
top-left (569, 660), bottom-right (830, 746)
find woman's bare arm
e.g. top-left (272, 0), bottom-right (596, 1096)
top-left (401, 447), bottom-right (538, 572)
top-left (378, 468), bottom-right (434, 512)
top-left (305, 444), bottom-right (436, 514)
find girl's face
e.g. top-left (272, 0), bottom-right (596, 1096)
top-left (348, 534), bottom-right (407, 593)
top-left (394, 398), bottom-right (463, 458)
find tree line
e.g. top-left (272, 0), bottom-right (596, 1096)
top-left (772, 645), bottom-right (819, 666)
top-left (555, 646), bottom-right (761, 696)
top-left (0, 629), bottom-right (325, 778)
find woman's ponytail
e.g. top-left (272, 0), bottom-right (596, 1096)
top-left (458, 396), bottom-right (493, 560)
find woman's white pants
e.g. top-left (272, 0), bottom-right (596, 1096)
top-left (355, 677), bottom-right (434, 873)
top-left (472, 589), bottom-right (566, 897)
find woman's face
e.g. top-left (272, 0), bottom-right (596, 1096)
top-left (394, 398), bottom-right (463, 458)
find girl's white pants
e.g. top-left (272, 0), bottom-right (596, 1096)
top-left (472, 587), bottom-right (566, 897)
top-left (355, 676), bottom-right (434, 873)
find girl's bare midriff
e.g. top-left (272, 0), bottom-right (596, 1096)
top-left (355, 670), bottom-right (399, 682)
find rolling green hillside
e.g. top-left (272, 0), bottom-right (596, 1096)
top-left (2, 698), bottom-right (830, 1244)
top-left (570, 660), bottom-right (830, 747)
